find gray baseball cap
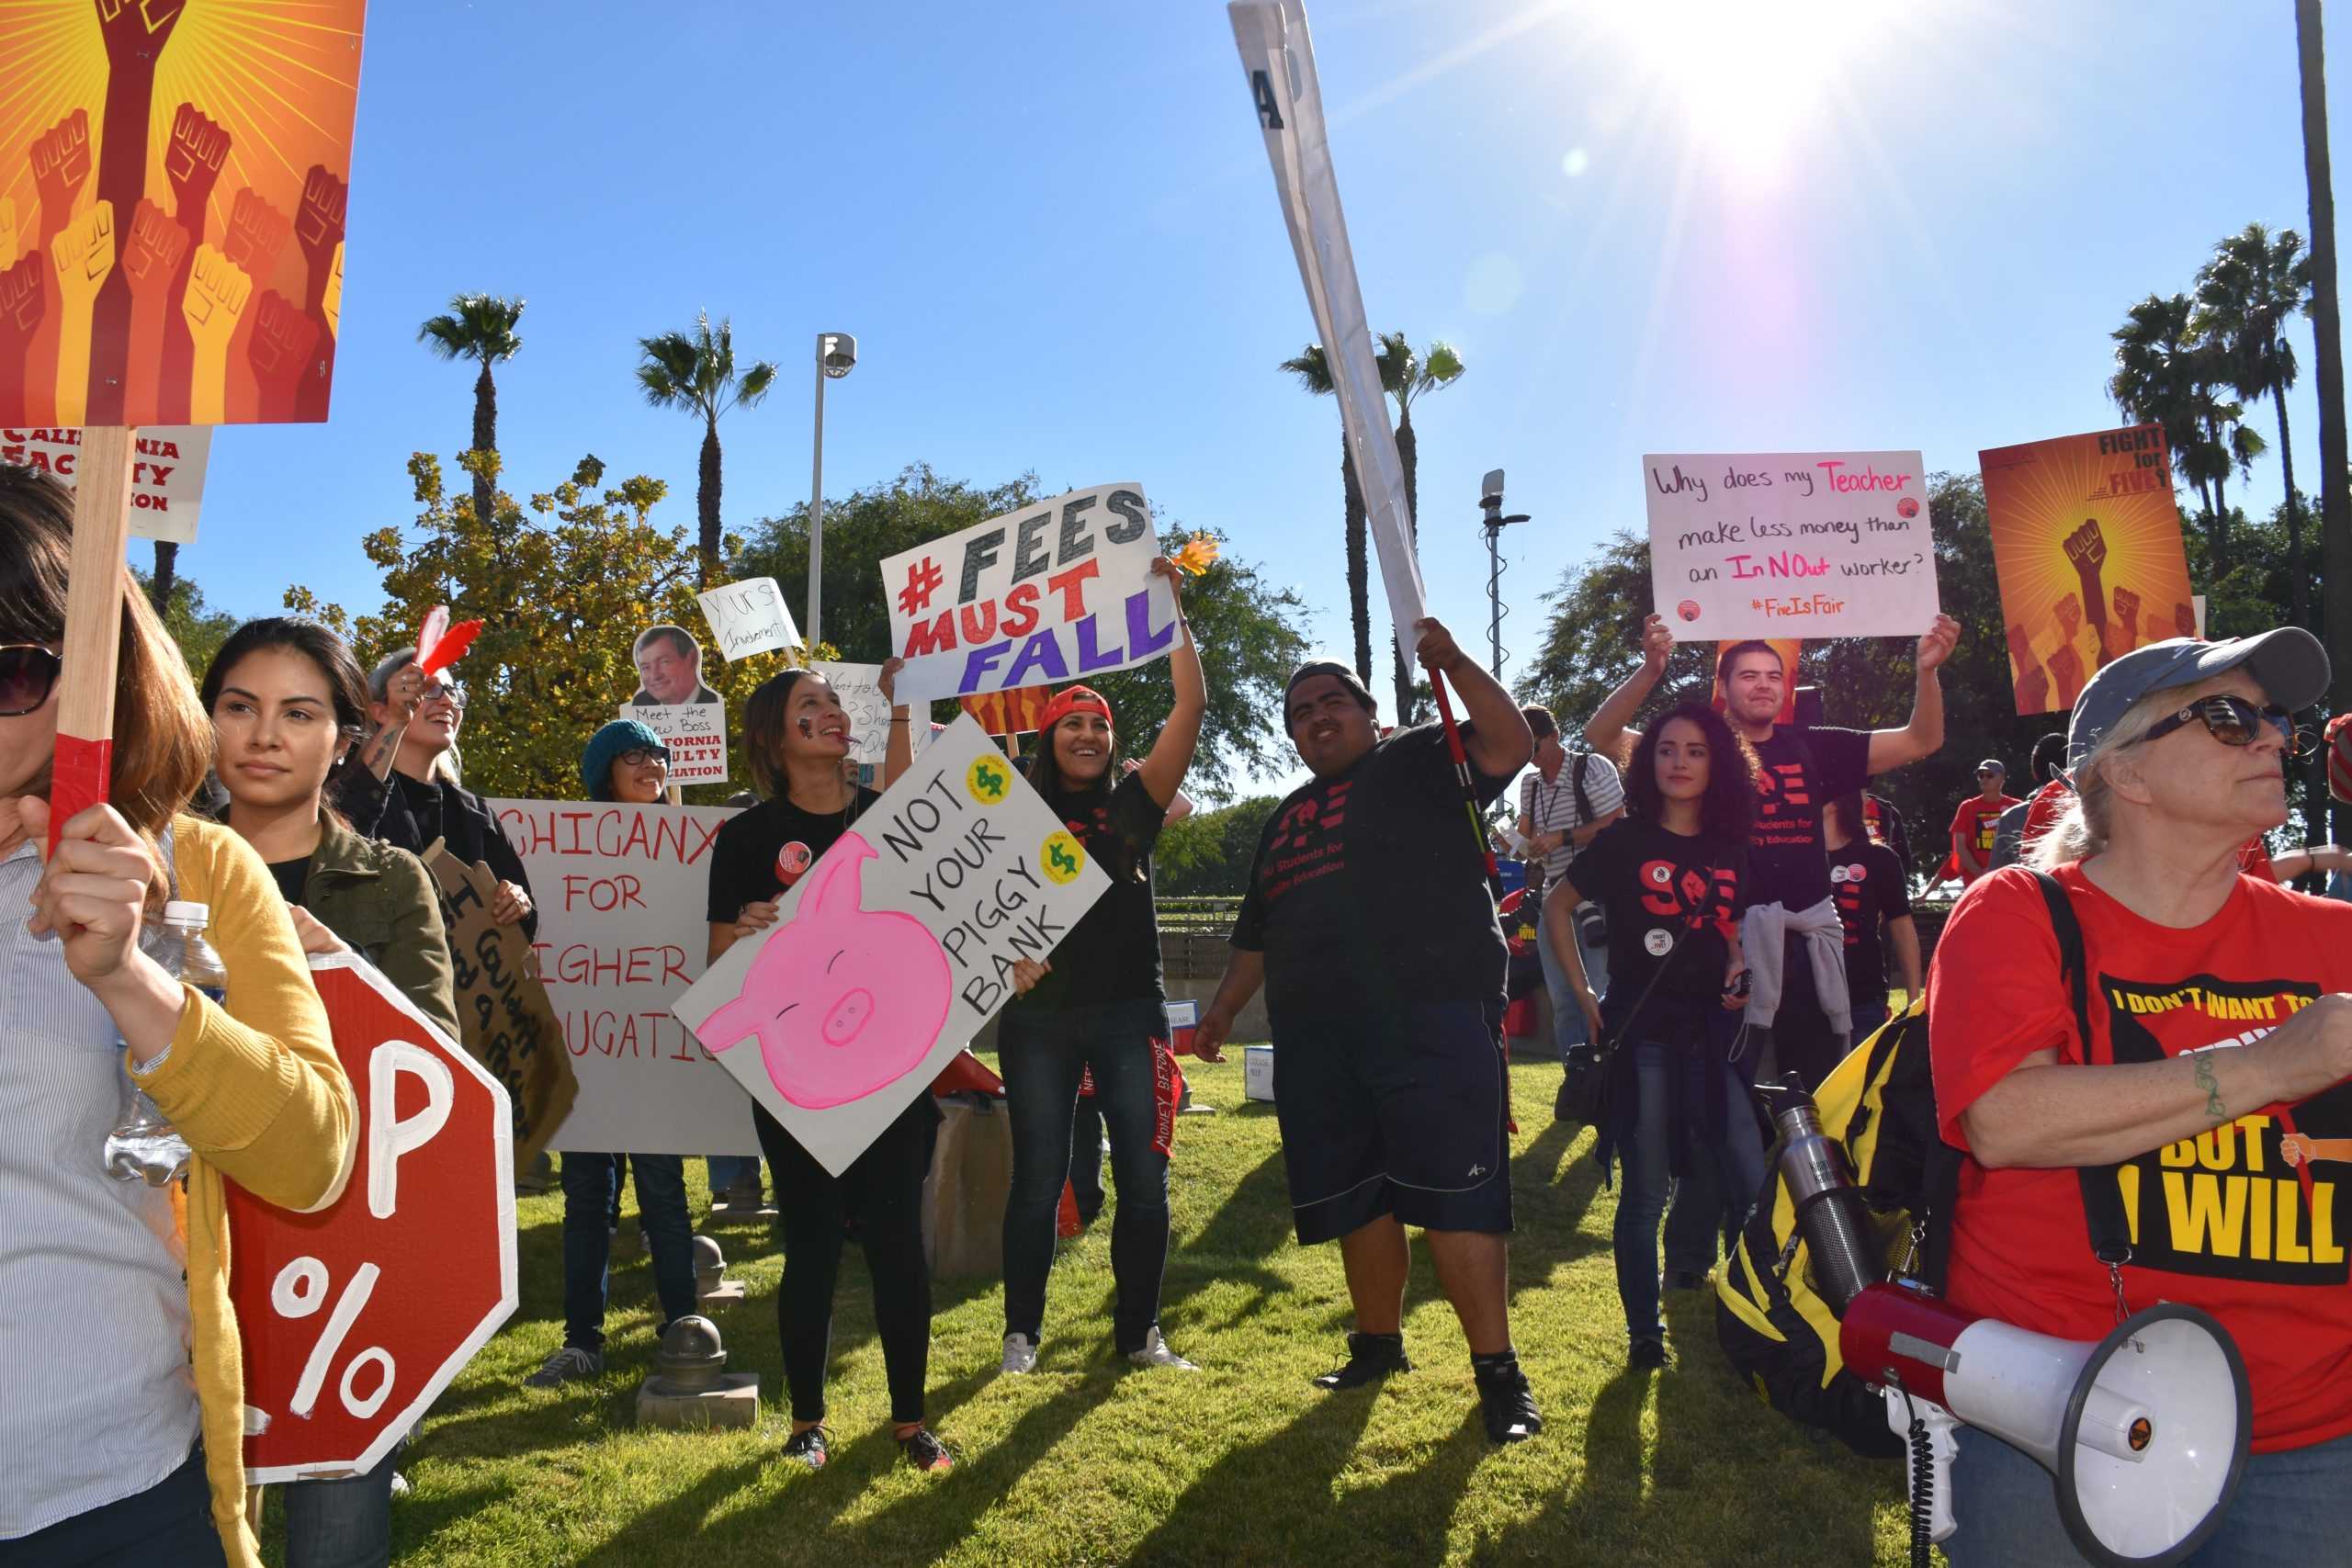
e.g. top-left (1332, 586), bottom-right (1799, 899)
top-left (2067, 629), bottom-right (2330, 771)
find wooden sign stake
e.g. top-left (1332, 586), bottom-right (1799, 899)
top-left (48, 426), bottom-right (140, 852)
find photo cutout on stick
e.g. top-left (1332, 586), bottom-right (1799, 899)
top-left (631, 623), bottom-right (718, 707)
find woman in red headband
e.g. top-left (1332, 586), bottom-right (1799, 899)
top-left (998, 557), bottom-right (1205, 1377)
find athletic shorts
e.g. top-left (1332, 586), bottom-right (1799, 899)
top-left (1269, 998), bottom-right (1512, 1245)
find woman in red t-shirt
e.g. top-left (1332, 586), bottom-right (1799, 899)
top-left (1927, 628), bottom-right (2352, 1565)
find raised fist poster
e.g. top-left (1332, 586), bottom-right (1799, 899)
top-left (1979, 424), bottom-right (2196, 716)
top-left (0, 3), bottom-right (368, 428)
top-left (880, 481), bottom-right (1179, 706)
top-left (673, 715), bottom-right (1109, 1175)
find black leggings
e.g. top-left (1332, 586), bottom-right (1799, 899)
top-left (753, 1098), bottom-right (938, 1426)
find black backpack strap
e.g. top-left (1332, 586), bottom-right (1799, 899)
top-left (2030, 872), bottom-right (2133, 1273)
top-left (1570, 751), bottom-right (1596, 824)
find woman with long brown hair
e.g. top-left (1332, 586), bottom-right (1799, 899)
top-left (0, 469), bottom-right (353, 1566)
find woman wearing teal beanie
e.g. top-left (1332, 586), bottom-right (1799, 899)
top-left (523, 721), bottom-right (695, 1389)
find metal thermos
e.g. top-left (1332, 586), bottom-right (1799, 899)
top-left (1771, 1077), bottom-right (1880, 1314)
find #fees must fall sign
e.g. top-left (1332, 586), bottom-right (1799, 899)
top-left (224, 954), bottom-right (515, 1482)
top-left (1644, 451), bottom-right (1939, 638)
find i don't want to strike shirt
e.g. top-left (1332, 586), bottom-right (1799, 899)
top-left (1930, 863), bottom-right (2352, 1451)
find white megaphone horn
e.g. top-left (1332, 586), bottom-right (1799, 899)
top-left (1840, 1281), bottom-right (2252, 1568)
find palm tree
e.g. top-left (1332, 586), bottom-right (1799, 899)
top-left (417, 294), bottom-right (526, 526)
top-left (2297, 0), bottom-right (2351, 847)
top-left (2109, 294), bottom-right (2249, 569)
top-left (1377, 333), bottom-right (1466, 719)
top-left (1279, 344), bottom-right (1374, 687)
top-left (635, 312), bottom-right (777, 586)
top-left (2202, 224), bottom-right (2316, 633)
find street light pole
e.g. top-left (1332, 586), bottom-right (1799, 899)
top-left (1478, 468), bottom-right (1530, 680)
top-left (808, 332), bottom-right (857, 649)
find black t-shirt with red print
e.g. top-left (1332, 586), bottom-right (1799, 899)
top-left (1233, 722), bottom-right (1514, 1029)
top-left (1828, 838), bottom-right (1910, 1008)
top-left (1007, 767), bottom-right (1167, 1010)
top-left (705, 788), bottom-right (880, 924)
top-left (1567, 818), bottom-right (1746, 1032)
top-left (1747, 725), bottom-right (1871, 911)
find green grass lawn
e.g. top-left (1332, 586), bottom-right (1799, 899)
top-left (280, 1055), bottom-right (1940, 1565)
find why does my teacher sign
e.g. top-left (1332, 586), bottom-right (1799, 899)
top-left (1644, 450), bottom-right (1940, 639)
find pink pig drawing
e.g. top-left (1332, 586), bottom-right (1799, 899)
top-left (697, 834), bottom-right (953, 1111)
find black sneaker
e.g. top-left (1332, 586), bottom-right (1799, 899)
top-left (780, 1426), bottom-right (830, 1470)
top-left (1312, 1332), bottom-right (1411, 1391)
top-left (898, 1426), bottom-right (953, 1473)
top-left (1474, 1357), bottom-right (1544, 1443)
top-left (1629, 1337), bottom-right (1671, 1371)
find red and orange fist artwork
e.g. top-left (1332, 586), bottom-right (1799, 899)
top-left (1978, 424), bottom-right (2196, 716)
top-left (0, 1), bottom-right (368, 428)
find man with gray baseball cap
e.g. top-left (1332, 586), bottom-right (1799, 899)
top-left (2066, 629), bottom-right (2330, 771)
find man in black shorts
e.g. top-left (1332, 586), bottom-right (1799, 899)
top-left (1585, 612), bottom-right (1958, 1089)
top-left (1193, 619), bottom-right (1539, 1442)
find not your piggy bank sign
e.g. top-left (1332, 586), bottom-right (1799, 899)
top-left (673, 716), bottom-right (1108, 1174)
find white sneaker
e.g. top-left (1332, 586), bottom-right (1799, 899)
top-left (1001, 1333), bottom-right (1038, 1375)
top-left (1126, 1326), bottom-right (1197, 1371)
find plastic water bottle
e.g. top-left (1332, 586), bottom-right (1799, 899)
top-left (103, 901), bottom-right (221, 1185)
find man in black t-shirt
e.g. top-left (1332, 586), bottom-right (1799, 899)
top-left (1584, 611), bottom-right (1958, 1088)
top-left (1823, 791), bottom-right (1919, 1040)
top-left (1193, 621), bottom-right (1543, 1444)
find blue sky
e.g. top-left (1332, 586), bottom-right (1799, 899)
top-left (177, 0), bottom-right (2337, 769)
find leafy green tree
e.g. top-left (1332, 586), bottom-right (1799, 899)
top-left (417, 293), bottom-right (526, 527)
top-left (636, 311), bottom-right (776, 587)
top-left (2109, 291), bottom-right (2263, 572)
top-left (2196, 223), bottom-right (2313, 629)
top-left (1278, 344), bottom-right (1372, 686)
top-left (1158, 795), bottom-right (1283, 895)
top-left (286, 451), bottom-right (808, 804)
top-left (736, 464), bottom-right (1312, 798)
top-left (133, 566), bottom-right (242, 685)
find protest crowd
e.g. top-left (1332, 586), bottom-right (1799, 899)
top-left (10, 8), bottom-right (2352, 1568)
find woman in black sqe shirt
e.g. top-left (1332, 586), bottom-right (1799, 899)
top-left (997, 558), bottom-right (1204, 1377)
top-left (1544, 701), bottom-right (1766, 1371)
top-left (702, 664), bottom-right (949, 1475)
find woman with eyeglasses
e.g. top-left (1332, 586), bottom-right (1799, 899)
top-left (0, 470), bottom-right (352, 1566)
top-left (524, 720), bottom-right (701, 1392)
top-left (338, 649), bottom-right (536, 938)
top-left (1928, 631), bottom-right (2352, 1565)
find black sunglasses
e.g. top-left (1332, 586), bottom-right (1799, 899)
top-left (2134, 694), bottom-right (2299, 756)
top-left (0, 643), bottom-right (62, 717)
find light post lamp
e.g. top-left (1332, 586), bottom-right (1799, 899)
top-left (808, 332), bottom-right (858, 648)
top-left (1478, 468), bottom-right (1530, 679)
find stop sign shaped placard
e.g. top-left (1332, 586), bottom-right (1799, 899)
top-left (226, 953), bottom-right (517, 1482)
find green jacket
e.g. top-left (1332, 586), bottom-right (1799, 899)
top-left (303, 813), bottom-right (463, 1043)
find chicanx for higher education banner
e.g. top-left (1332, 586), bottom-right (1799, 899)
top-left (674, 716), bottom-right (1110, 1175)
top-left (1644, 451), bottom-right (1939, 638)
top-left (880, 482), bottom-right (1179, 706)
top-left (492, 799), bottom-right (760, 1157)
top-left (0, 424), bottom-right (212, 542)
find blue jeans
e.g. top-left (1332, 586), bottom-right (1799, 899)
top-left (706, 1156), bottom-right (762, 1201)
top-left (0, 1445), bottom-right (224, 1567)
top-left (1536, 906), bottom-right (1610, 1058)
top-left (1614, 1039), bottom-right (1767, 1346)
top-left (280, 1435), bottom-right (405, 1568)
top-left (560, 1152), bottom-right (696, 1352)
top-left (1948, 1425), bottom-right (2352, 1566)
top-left (1000, 998), bottom-right (1171, 1353)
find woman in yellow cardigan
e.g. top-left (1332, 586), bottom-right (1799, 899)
top-left (0, 469), bottom-right (355, 1568)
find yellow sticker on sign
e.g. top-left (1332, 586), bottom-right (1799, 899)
top-left (967, 755), bottom-right (1011, 806)
top-left (1040, 830), bottom-right (1085, 885)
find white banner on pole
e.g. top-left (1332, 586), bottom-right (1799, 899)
top-left (674, 716), bottom-right (1109, 1175)
top-left (629, 702), bottom-right (728, 785)
top-left (815, 660), bottom-right (936, 768)
top-left (1230, 0), bottom-right (1427, 668)
top-left (695, 576), bottom-right (802, 661)
top-left (491, 800), bottom-right (761, 1156)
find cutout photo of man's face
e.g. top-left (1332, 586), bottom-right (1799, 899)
top-left (634, 626), bottom-right (703, 705)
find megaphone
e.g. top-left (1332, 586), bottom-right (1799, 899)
top-left (1840, 1280), bottom-right (2251, 1567)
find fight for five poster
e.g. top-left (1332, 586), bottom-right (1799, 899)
top-left (0, 3), bottom-right (368, 427)
top-left (1979, 424), bottom-right (2196, 716)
